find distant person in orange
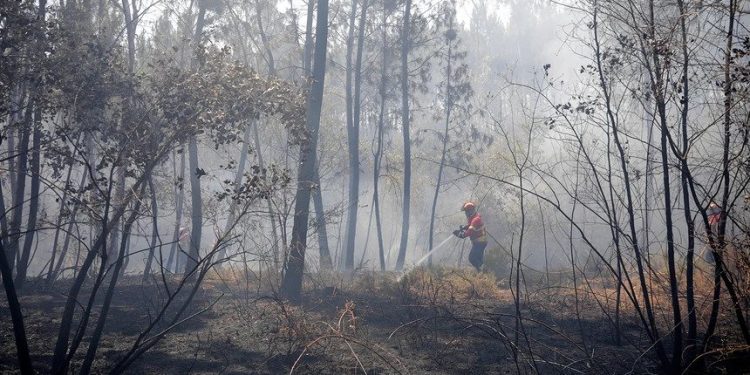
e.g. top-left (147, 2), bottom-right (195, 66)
top-left (707, 202), bottom-right (722, 226)
top-left (453, 202), bottom-right (488, 271)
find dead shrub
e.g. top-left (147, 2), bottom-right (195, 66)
top-left (386, 267), bottom-right (501, 305)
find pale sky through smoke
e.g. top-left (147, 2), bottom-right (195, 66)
top-left (457, 1), bottom-right (512, 28)
top-left (276, 0), bottom-right (513, 30)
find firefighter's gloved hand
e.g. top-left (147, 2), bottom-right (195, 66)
top-left (452, 229), bottom-right (462, 237)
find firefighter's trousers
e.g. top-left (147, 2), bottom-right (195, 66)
top-left (469, 241), bottom-right (487, 271)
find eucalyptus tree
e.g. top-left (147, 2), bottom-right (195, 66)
top-left (427, 0), bottom-right (473, 259)
top-left (394, 0), bottom-right (412, 271)
top-left (342, 0), bottom-right (370, 270)
top-left (281, 0), bottom-right (330, 301)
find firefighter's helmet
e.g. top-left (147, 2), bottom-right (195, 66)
top-left (462, 201), bottom-right (476, 213)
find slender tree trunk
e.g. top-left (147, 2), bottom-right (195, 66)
top-left (313, 168), bottom-right (332, 269)
top-left (8, 109), bottom-right (31, 276)
top-left (0, 165), bottom-right (32, 373)
top-left (185, 4), bottom-right (207, 273)
top-left (536, 197), bottom-right (550, 285)
top-left (186, 137), bottom-right (202, 272)
top-left (15, 108), bottom-right (42, 290)
top-left (302, 0), bottom-right (332, 270)
top-left (281, 0), bottom-right (329, 302)
top-left (594, 2), bottom-right (667, 365)
top-left (342, 0), bottom-right (358, 270)
top-left (218, 124), bottom-right (252, 263)
top-left (395, 0), bottom-right (412, 271)
top-left (52, 169), bottom-right (117, 374)
top-left (570, 148), bottom-right (589, 353)
top-left (303, 0), bottom-right (315, 76)
top-left (254, 0), bottom-right (275, 75)
top-left (80, 191), bottom-right (144, 374)
top-left (0, 238), bottom-right (33, 374)
top-left (704, 0), bottom-right (750, 346)
top-left (167, 149), bottom-right (185, 273)
top-left (372, 8), bottom-right (388, 271)
top-left (675, 0), bottom-right (697, 365)
top-left (513, 169), bottom-right (525, 360)
top-left (351, 0), bottom-right (367, 261)
top-left (251, 121), bottom-right (283, 271)
top-left (428, 13), bottom-right (453, 264)
top-left (143, 176), bottom-right (159, 281)
top-left (50, 158), bottom-right (156, 373)
top-left (50, 145), bottom-right (91, 281)
top-left (646, 1), bottom-right (683, 367)
top-left (46, 134), bottom-right (83, 284)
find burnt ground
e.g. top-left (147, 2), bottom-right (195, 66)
top-left (1, 268), bottom-right (747, 374)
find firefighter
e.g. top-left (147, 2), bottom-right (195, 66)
top-left (707, 201), bottom-right (722, 226)
top-left (453, 202), bottom-right (488, 271)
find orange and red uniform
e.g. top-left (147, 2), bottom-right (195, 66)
top-left (463, 212), bottom-right (487, 244)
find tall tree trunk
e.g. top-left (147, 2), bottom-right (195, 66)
top-left (676, 0), bottom-right (697, 365)
top-left (185, 4), bottom-right (207, 273)
top-left (704, 0), bottom-right (750, 346)
top-left (428, 12), bottom-right (453, 264)
top-left (303, 0), bottom-right (315, 76)
top-left (249, 1), bottom-right (284, 272)
top-left (302, 0), bottom-right (332, 270)
top-left (344, 0), bottom-right (368, 270)
top-left (218, 124), bottom-right (252, 263)
top-left (313, 168), bottom-right (332, 269)
top-left (372, 7), bottom-right (388, 271)
top-left (50, 141), bottom-right (91, 282)
top-left (0, 239), bottom-right (33, 374)
top-left (646, 1), bottom-right (683, 368)
top-left (598, 1), bottom-right (669, 366)
top-left (167, 149), bottom-right (185, 273)
top-left (143, 176), bottom-right (159, 281)
top-left (342, 0), bottom-right (357, 270)
top-left (254, 0), bottom-right (275, 75)
top-left (395, 0), bottom-right (412, 271)
top-left (251, 121), bottom-right (283, 271)
top-left (15, 107), bottom-right (42, 290)
top-left (186, 137), bottom-right (202, 273)
top-left (46, 134), bottom-right (84, 284)
top-left (569, 148), bottom-right (589, 353)
top-left (80, 190), bottom-right (144, 374)
top-left (52, 167), bottom-right (120, 373)
top-left (8, 108), bottom-right (31, 276)
top-left (281, 0), bottom-right (329, 302)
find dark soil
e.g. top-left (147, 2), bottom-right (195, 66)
top-left (1, 268), bottom-right (746, 374)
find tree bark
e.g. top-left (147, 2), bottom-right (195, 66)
top-left (167, 149), bottom-right (185, 273)
top-left (343, 0), bottom-right (368, 270)
top-left (372, 5), bottom-right (388, 271)
top-left (646, 0), bottom-right (683, 367)
top-left (595, 1), bottom-right (668, 366)
top-left (8, 108), bottom-right (31, 276)
top-left (303, 0), bottom-right (332, 270)
top-left (79, 190), bottom-right (144, 374)
top-left (313, 168), bottom-right (332, 269)
top-left (14, 107), bottom-right (42, 290)
top-left (676, 0), bottom-right (697, 364)
top-left (218, 124), bottom-right (252, 263)
top-left (185, 3), bottom-right (207, 273)
top-left (0, 206), bottom-right (33, 374)
top-left (395, 0), bottom-right (412, 271)
top-left (143, 176), bottom-right (159, 281)
top-left (281, 0), bottom-right (329, 302)
top-left (428, 11), bottom-right (454, 264)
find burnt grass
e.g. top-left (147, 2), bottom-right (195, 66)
top-left (1, 268), bottom-right (747, 374)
